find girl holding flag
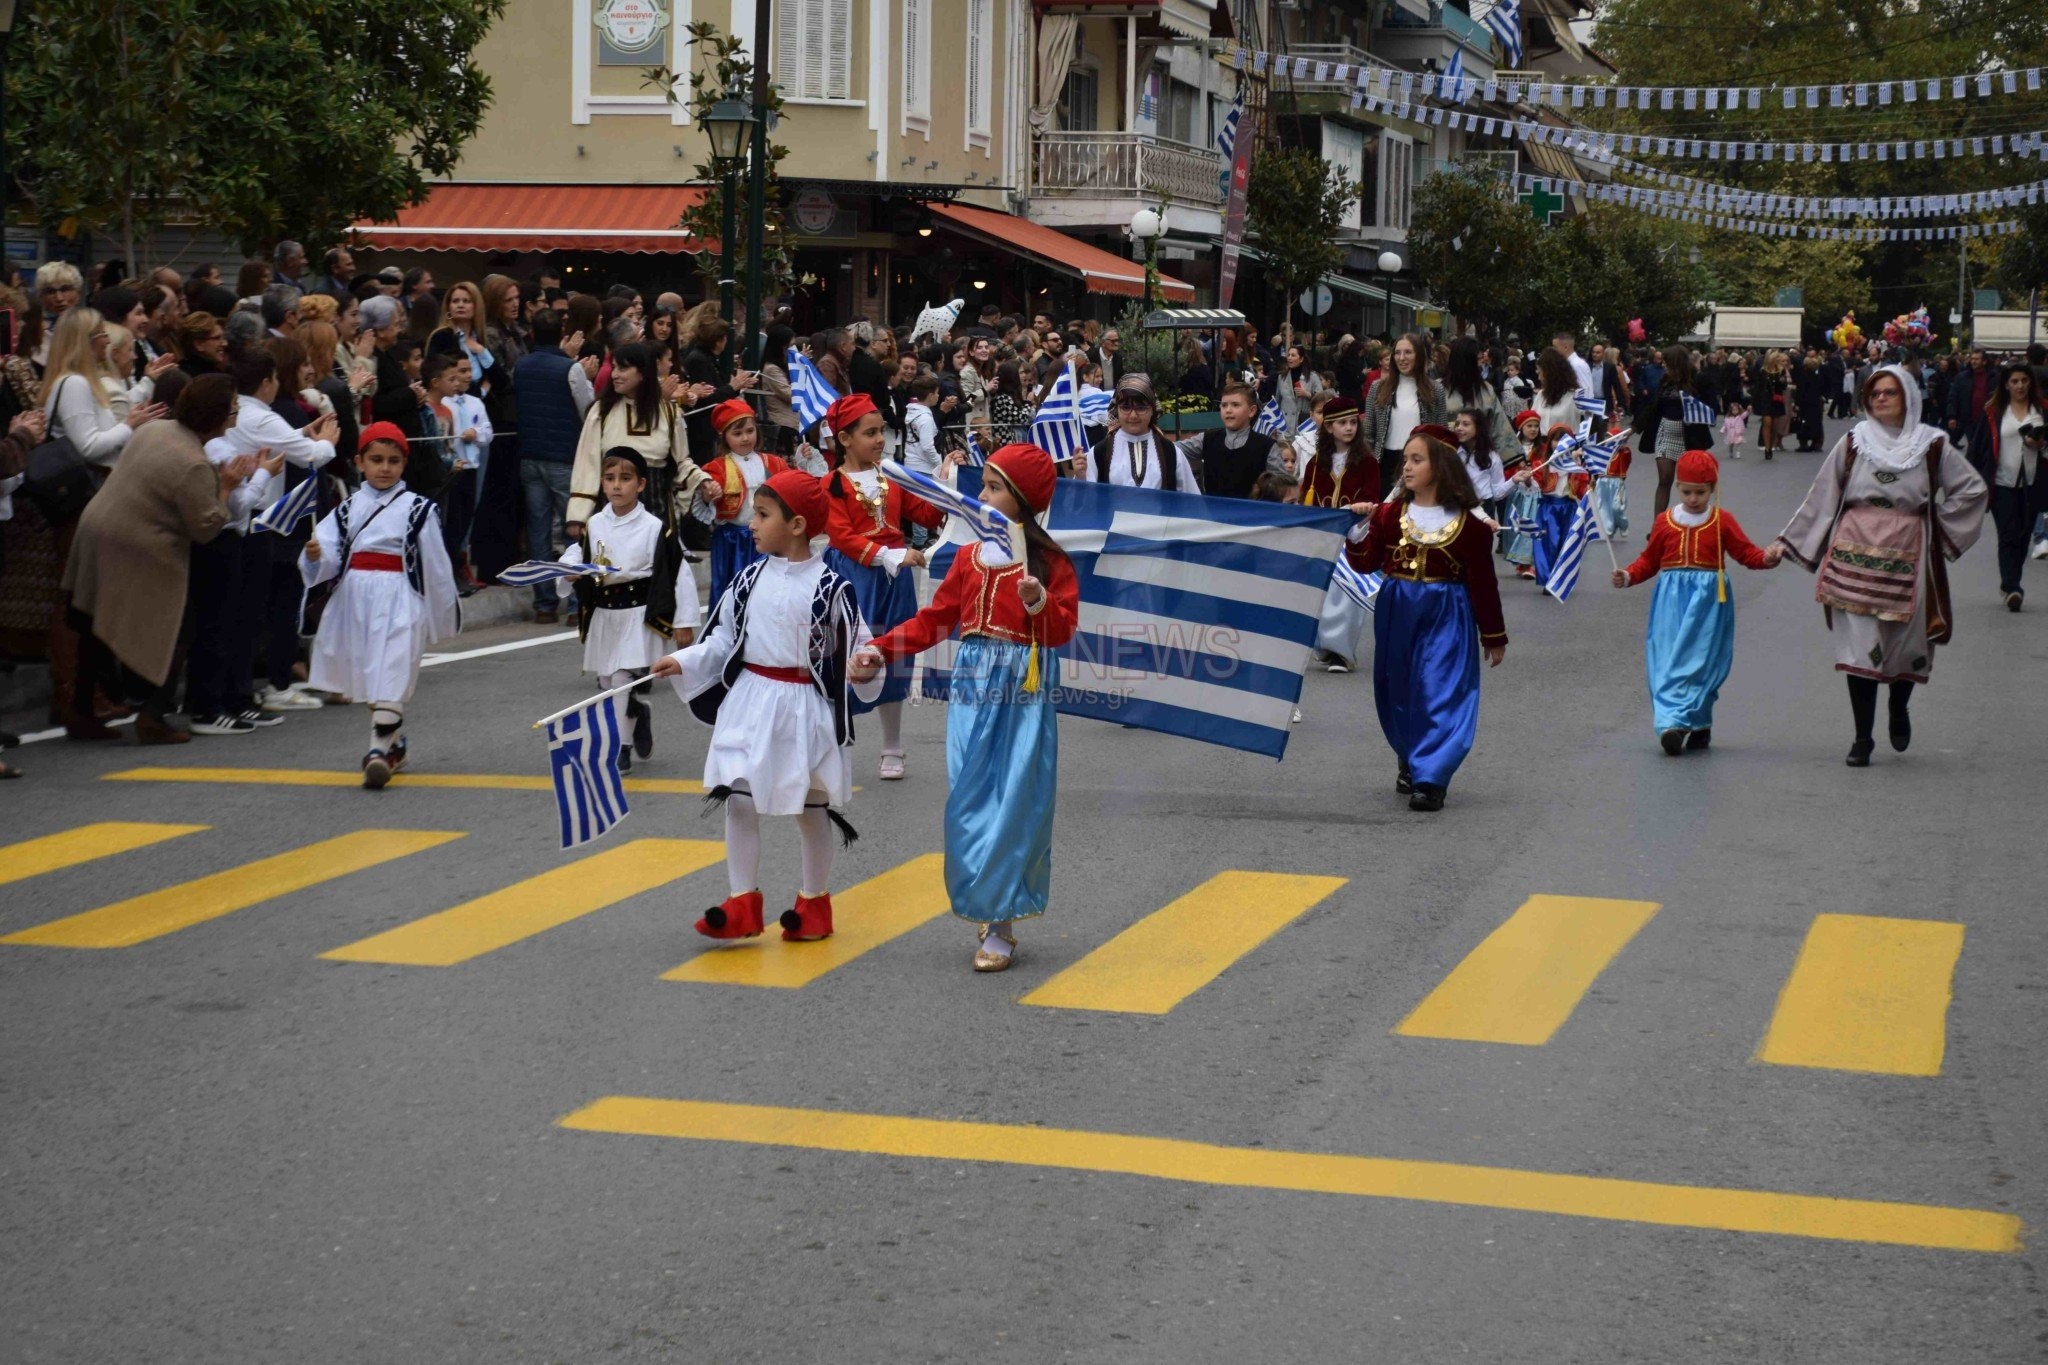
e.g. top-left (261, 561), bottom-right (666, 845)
top-left (819, 392), bottom-right (946, 781)
top-left (1353, 426), bottom-right (1507, 812)
top-left (694, 397), bottom-right (790, 608)
top-left (1610, 450), bottom-right (1781, 755)
top-left (1518, 423), bottom-right (1591, 586)
top-left (851, 444), bottom-right (1079, 972)
top-left (1500, 409), bottom-right (1544, 579)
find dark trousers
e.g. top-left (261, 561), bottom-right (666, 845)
top-left (1991, 483), bottom-right (2034, 596)
top-left (186, 531), bottom-right (264, 717)
top-left (260, 538), bottom-right (306, 691)
top-left (441, 468), bottom-right (478, 564)
top-left (1379, 447), bottom-right (1404, 501)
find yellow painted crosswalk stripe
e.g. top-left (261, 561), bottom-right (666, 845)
top-left (0, 822), bottom-right (210, 888)
top-left (1019, 871), bottom-right (1347, 1015)
top-left (322, 838), bottom-right (725, 966)
top-left (1757, 914), bottom-right (1964, 1077)
top-left (1, 831), bottom-right (463, 949)
top-left (102, 766), bottom-right (704, 794)
top-left (559, 1097), bottom-right (2022, 1254)
top-left (662, 853), bottom-right (950, 989)
top-left (1395, 895), bottom-right (1661, 1046)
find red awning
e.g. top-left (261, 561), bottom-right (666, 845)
top-left (351, 184), bottom-right (711, 254)
top-left (926, 203), bottom-right (1195, 303)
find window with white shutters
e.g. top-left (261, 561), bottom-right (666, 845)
top-left (903, 0), bottom-right (930, 131)
top-left (776, 0), bottom-right (854, 101)
top-left (1381, 133), bottom-right (1414, 230)
top-left (965, 0), bottom-right (993, 144)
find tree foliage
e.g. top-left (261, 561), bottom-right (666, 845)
top-left (1245, 147), bottom-right (1354, 331)
top-left (7, 0), bottom-right (505, 263)
top-left (1406, 163), bottom-right (1541, 338)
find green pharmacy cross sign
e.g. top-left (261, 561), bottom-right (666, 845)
top-left (1520, 183), bottom-right (1566, 225)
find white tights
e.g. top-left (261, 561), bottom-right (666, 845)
top-left (723, 787), bottom-right (835, 898)
top-left (876, 700), bottom-right (903, 754)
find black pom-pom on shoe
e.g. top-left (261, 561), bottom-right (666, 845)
top-left (1660, 728), bottom-right (1687, 756)
top-left (1685, 728), bottom-right (1711, 751)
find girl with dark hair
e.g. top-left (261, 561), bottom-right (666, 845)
top-left (1441, 336), bottom-right (1514, 457)
top-left (852, 443), bottom-right (1080, 972)
top-left (987, 359), bottom-right (1029, 446)
top-left (1363, 332), bottom-right (1448, 496)
top-left (1530, 345), bottom-right (1580, 436)
top-left (565, 341), bottom-right (709, 532)
top-left (1353, 425), bottom-right (1508, 811)
top-left (1634, 343), bottom-right (1716, 516)
top-left (234, 260), bottom-right (272, 301)
top-left (1980, 361), bottom-right (2047, 608)
top-left (757, 322), bottom-right (800, 457)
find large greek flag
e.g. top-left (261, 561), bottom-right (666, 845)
top-left (1483, 0), bottom-right (1523, 69)
top-left (546, 694), bottom-right (629, 848)
top-left (1544, 494), bottom-right (1599, 601)
top-left (787, 347), bottom-right (838, 431)
top-left (1216, 86), bottom-right (1246, 197)
top-left (921, 479), bottom-right (1353, 759)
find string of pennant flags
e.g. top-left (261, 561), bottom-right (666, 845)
top-left (1513, 173), bottom-right (2022, 241)
top-left (1232, 45), bottom-right (2046, 115)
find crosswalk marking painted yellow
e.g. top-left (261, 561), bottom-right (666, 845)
top-left (102, 766), bottom-right (704, 794)
top-left (322, 838), bottom-right (725, 967)
top-left (1019, 872), bottom-right (1348, 1015)
top-left (0, 831), bottom-right (463, 949)
top-left (558, 1097), bottom-right (2022, 1254)
top-left (1757, 914), bottom-right (1965, 1077)
top-left (0, 822), bottom-right (209, 888)
top-left (1395, 894), bottom-right (1661, 1046)
top-left (662, 853), bottom-right (950, 989)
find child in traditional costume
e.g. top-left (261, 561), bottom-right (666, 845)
top-left (1500, 410), bottom-right (1543, 579)
top-left (820, 392), bottom-right (946, 780)
top-left (852, 444), bottom-right (1079, 972)
top-left (299, 422), bottom-right (461, 790)
top-left (1353, 425), bottom-right (1508, 812)
top-left (694, 398), bottom-right (790, 610)
top-left (1520, 423), bottom-right (1591, 587)
top-left (563, 447), bottom-right (701, 771)
top-left (1610, 450), bottom-right (1780, 755)
top-left (1298, 397), bottom-right (1380, 673)
top-left (652, 470), bottom-right (883, 942)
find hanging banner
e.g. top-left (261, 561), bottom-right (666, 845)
top-left (1217, 121), bottom-right (1256, 310)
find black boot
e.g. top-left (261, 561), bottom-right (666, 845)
top-left (1660, 728), bottom-right (1687, 756)
top-left (1846, 676), bottom-right (1878, 765)
top-left (1409, 784), bottom-right (1446, 812)
top-left (1396, 767), bottom-right (1413, 796)
top-left (1888, 682), bottom-right (1913, 752)
top-left (1685, 728), bottom-right (1711, 751)
top-left (628, 693), bottom-right (654, 758)
top-left (618, 744), bottom-right (633, 774)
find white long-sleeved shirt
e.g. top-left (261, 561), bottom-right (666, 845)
top-left (44, 372), bottom-right (132, 467)
top-left (900, 401), bottom-right (941, 475)
top-left (1461, 447), bottom-right (1510, 502)
top-left (441, 392), bottom-right (493, 471)
top-left (206, 392), bottom-right (336, 516)
top-left (1094, 429), bottom-right (1198, 491)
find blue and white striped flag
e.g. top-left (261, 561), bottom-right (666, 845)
top-left (881, 458), bottom-right (1023, 565)
top-left (1579, 436), bottom-right (1623, 477)
top-left (787, 347), bottom-right (838, 432)
top-left (1255, 396), bottom-right (1288, 437)
top-left (1544, 494), bottom-right (1598, 601)
top-left (499, 559), bottom-right (602, 587)
top-left (1029, 364), bottom-right (1089, 466)
top-left (1575, 393), bottom-right (1607, 419)
top-left (1078, 387), bottom-right (1113, 425)
top-left (1680, 391), bottom-right (1717, 426)
top-left (961, 429), bottom-right (988, 467)
top-left (918, 481), bottom-right (1354, 759)
top-left (1483, 0), bottom-right (1523, 68)
top-left (545, 693), bottom-right (630, 848)
top-left (252, 475), bottom-right (319, 536)
top-left (1442, 47), bottom-right (1470, 102)
top-left (1216, 85), bottom-right (1246, 197)
top-left (1333, 561), bottom-right (1385, 613)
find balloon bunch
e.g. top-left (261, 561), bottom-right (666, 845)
top-left (1627, 318), bottom-right (1647, 343)
top-left (1829, 312), bottom-right (1864, 351)
top-left (1882, 307), bottom-right (1932, 348)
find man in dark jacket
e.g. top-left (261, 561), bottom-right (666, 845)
top-left (1947, 348), bottom-right (1995, 469)
top-left (512, 311), bottom-right (589, 622)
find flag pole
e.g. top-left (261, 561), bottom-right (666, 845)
top-left (1587, 490), bottom-right (1622, 573)
top-left (531, 676), bottom-right (653, 731)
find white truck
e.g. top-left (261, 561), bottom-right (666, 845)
top-left (1700, 306), bottom-right (1804, 351)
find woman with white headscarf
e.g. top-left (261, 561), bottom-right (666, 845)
top-left (1776, 364), bottom-right (1989, 767)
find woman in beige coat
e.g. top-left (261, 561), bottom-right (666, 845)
top-left (63, 374), bottom-right (260, 745)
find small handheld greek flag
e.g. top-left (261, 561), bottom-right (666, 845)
top-left (787, 347), bottom-right (838, 432)
top-left (1579, 437), bottom-right (1622, 477)
top-left (1544, 494), bottom-right (1598, 601)
top-left (1681, 391), bottom-right (1717, 426)
top-left (252, 475), bottom-right (319, 536)
top-left (1029, 364), bottom-right (1089, 466)
top-left (881, 458), bottom-right (1025, 566)
top-left (1333, 561), bottom-right (1385, 613)
top-left (1079, 388), bottom-right (1112, 425)
top-left (961, 430), bottom-right (988, 467)
top-left (1575, 394), bottom-right (1607, 418)
top-left (544, 693), bottom-right (629, 848)
top-left (499, 559), bottom-right (603, 587)
top-left (1256, 396), bottom-right (1288, 437)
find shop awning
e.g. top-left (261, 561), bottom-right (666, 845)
top-left (351, 184), bottom-right (712, 254)
top-left (1032, 0), bottom-right (1235, 41)
top-left (926, 203), bottom-right (1195, 302)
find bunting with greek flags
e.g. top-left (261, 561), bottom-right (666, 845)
top-left (252, 474), bottom-right (320, 536)
top-left (918, 481), bottom-right (1354, 758)
top-left (544, 693), bottom-right (630, 848)
top-left (1544, 494), bottom-right (1599, 601)
top-left (1255, 396), bottom-right (1288, 437)
top-left (787, 347), bottom-right (838, 432)
top-left (499, 559), bottom-right (603, 587)
top-left (1482, 0), bottom-right (1523, 68)
top-left (1029, 364), bottom-right (1089, 465)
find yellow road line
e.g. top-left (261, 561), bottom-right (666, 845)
top-left (102, 766), bottom-right (704, 794)
top-left (1, 831), bottom-right (463, 949)
top-left (559, 1098), bottom-right (2023, 1255)
top-left (662, 853), bottom-right (950, 989)
top-left (1019, 871), bottom-right (1347, 1015)
top-left (322, 838), bottom-right (725, 967)
top-left (0, 822), bottom-right (210, 888)
top-left (1758, 914), bottom-right (1965, 1077)
top-left (1395, 894), bottom-right (1661, 1046)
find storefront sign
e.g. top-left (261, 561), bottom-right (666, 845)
top-left (595, 0), bottom-right (669, 59)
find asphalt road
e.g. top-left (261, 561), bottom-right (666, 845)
top-left (4, 413), bottom-right (2044, 1363)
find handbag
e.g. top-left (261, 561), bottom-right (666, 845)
top-left (19, 434), bottom-right (92, 522)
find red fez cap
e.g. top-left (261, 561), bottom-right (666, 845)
top-left (1675, 449), bottom-right (1720, 485)
top-left (1410, 423), bottom-right (1458, 447)
top-left (825, 392), bottom-right (878, 436)
top-left (763, 469), bottom-right (828, 533)
top-left (357, 421), bottom-right (410, 456)
top-left (987, 443), bottom-right (1058, 516)
top-left (710, 398), bottom-right (755, 433)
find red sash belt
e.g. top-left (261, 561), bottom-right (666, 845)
top-left (744, 663), bottom-right (812, 684)
top-left (349, 551), bottom-right (404, 572)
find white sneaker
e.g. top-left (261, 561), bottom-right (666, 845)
top-left (1291, 707), bottom-right (1302, 724)
top-left (236, 707), bottom-right (286, 729)
top-left (189, 713), bottom-right (256, 736)
top-left (1324, 660), bottom-right (1350, 674)
top-left (257, 684), bottom-right (324, 712)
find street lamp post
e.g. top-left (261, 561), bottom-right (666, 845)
top-left (1376, 249), bottom-right (1403, 341)
top-left (1130, 206), bottom-right (1165, 315)
top-left (703, 96), bottom-right (756, 374)
top-left (0, 0), bottom-right (23, 276)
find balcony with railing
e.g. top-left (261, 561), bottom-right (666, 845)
top-left (1029, 131), bottom-right (1225, 216)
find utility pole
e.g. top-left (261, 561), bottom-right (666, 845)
top-left (741, 0), bottom-right (773, 370)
